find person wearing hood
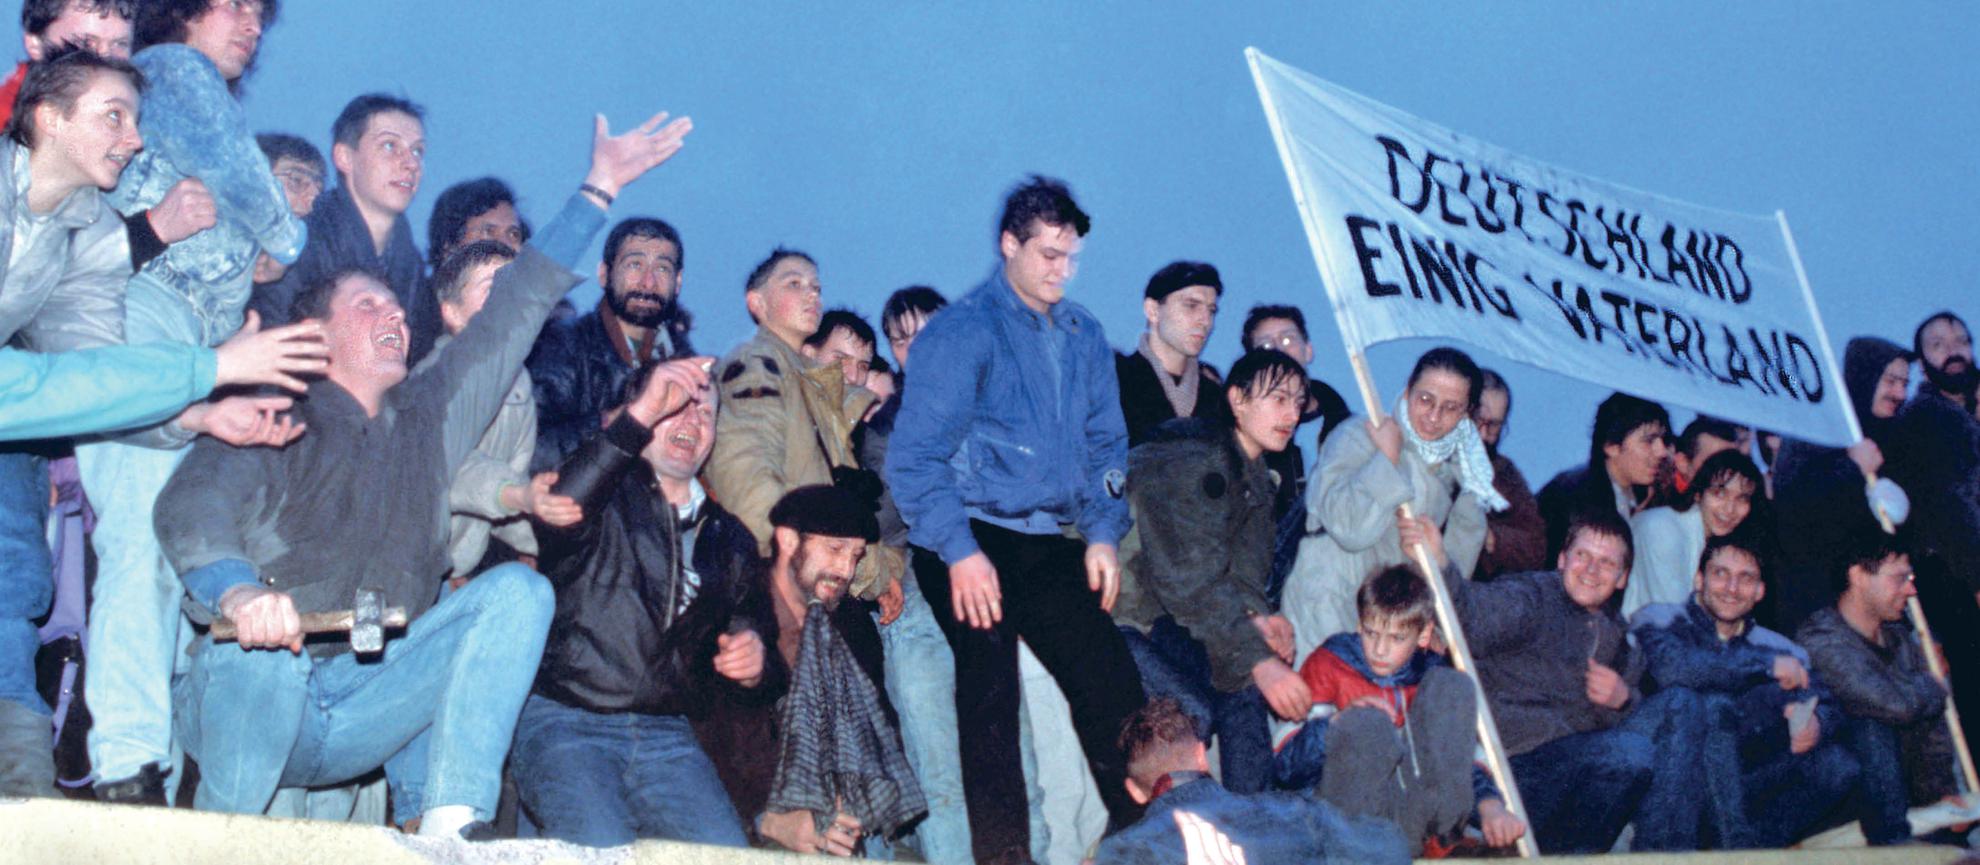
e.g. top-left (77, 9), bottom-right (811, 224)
top-left (1885, 311), bottom-right (1980, 755)
top-left (1281, 347), bottom-right (1499, 664)
top-left (1767, 336), bottom-right (1914, 635)
top-left (1112, 349), bottom-right (1310, 796)
top-left (1269, 563), bottom-right (1526, 855)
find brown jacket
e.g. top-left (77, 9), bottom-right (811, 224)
top-left (707, 327), bottom-right (899, 598)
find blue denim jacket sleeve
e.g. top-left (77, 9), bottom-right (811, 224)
top-left (1076, 317), bottom-right (1131, 546)
top-left (181, 557), bottom-right (259, 615)
top-left (126, 45), bottom-right (304, 263)
top-left (886, 306), bottom-right (988, 565)
top-left (528, 192), bottom-right (607, 272)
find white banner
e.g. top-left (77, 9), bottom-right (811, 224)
top-left (1247, 48), bottom-right (1861, 447)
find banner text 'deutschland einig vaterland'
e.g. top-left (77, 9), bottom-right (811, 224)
top-left (1247, 48), bottom-right (1861, 447)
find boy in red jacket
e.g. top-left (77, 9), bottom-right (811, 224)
top-left (1272, 563), bottom-right (1525, 854)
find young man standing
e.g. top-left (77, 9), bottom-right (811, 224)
top-left (80, 0), bottom-right (306, 803)
top-left (706, 248), bottom-right (899, 607)
top-left (1115, 261), bottom-right (1226, 446)
top-left (887, 175), bottom-right (1148, 864)
top-left (253, 93), bottom-right (435, 362)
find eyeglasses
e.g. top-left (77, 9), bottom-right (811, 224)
top-left (1252, 332), bottom-right (1307, 352)
top-left (274, 167), bottom-right (324, 195)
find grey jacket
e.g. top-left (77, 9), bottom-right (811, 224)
top-left (157, 207), bottom-right (598, 657)
top-left (1798, 606), bottom-right (1957, 804)
top-left (1441, 565), bottom-right (1644, 756)
top-left (0, 140), bottom-right (130, 352)
top-left (444, 360), bottom-right (538, 578)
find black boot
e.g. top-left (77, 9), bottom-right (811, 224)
top-left (94, 763), bottom-right (168, 806)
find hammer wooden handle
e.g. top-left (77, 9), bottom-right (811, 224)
top-left (210, 608), bottom-right (409, 641)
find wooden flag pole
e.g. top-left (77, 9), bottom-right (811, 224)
top-left (1866, 470), bottom-right (1980, 795)
top-left (1348, 352), bottom-right (1538, 858)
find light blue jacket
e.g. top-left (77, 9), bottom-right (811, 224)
top-left (108, 44), bottom-right (304, 344)
top-left (886, 263), bottom-right (1130, 564)
top-left (0, 342), bottom-right (213, 441)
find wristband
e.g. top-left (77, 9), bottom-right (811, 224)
top-left (579, 183), bottom-right (615, 206)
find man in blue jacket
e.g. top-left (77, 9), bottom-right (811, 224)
top-left (1631, 534), bottom-right (1860, 849)
top-left (886, 174), bottom-right (1147, 865)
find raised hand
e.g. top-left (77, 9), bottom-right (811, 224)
top-left (626, 357), bottom-right (713, 426)
top-left (713, 629), bottom-right (766, 687)
top-left (214, 311), bottom-right (328, 391)
top-left (583, 110), bottom-right (694, 200)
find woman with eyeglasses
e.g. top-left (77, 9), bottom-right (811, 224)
top-left (1280, 346), bottom-right (1508, 665)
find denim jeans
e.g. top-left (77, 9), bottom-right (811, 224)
top-left (1845, 717), bottom-right (1915, 845)
top-left (1508, 725), bottom-right (1654, 854)
top-left (509, 693), bottom-right (747, 848)
top-left (1738, 739), bottom-right (1859, 848)
top-left (1118, 618), bottom-right (1272, 794)
top-left (0, 449), bottom-right (50, 716)
top-left (1619, 687), bottom-right (1720, 851)
top-left (173, 563), bottom-right (552, 818)
top-left (876, 572), bottom-right (973, 864)
top-left (76, 437), bottom-right (193, 787)
top-left (78, 274), bottom-right (216, 788)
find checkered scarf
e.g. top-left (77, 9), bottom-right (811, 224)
top-left (765, 602), bottom-right (927, 840)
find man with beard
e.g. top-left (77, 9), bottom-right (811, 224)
top-left (714, 485), bottom-right (904, 856)
top-left (1630, 535), bottom-right (1859, 849)
top-left (526, 216), bottom-right (695, 473)
top-left (1116, 261), bottom-right (1227, 447)
top-left (1885, 311), bottom-right (1980, 755)
top-left (1472, 368), bottom-right (1546, 579)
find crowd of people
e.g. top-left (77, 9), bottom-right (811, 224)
top-left (3, 2), bottom-right (1980, 863)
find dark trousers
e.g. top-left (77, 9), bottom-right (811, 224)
top-left (1509, 725), bottom-right (1654, 854)
top-left (1118, 618), bottom-right (1272, 794)
top-left (912, 521), bottom-right (1148, 865)
top-left (1845, 717), bottom-right (1914, 845)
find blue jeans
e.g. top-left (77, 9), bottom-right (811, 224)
top-left (1619, 688), bottom-right (1722, 851)
top-left (76, 438), bottom-right (194, 785)
top-left (1119, 618), bottom-right (1273, 794)
top-left (876, 573), bottom-right (973, 864)
top-left (1509, 725), bottom-right (1654, 854)
top-left (1845, 717), bottom-right (1914, 845)
top-left (173, 563), bottom-right (552, 818)
top-left (1738, 739), bottom-right (1859, 848)
top-left (509, 694), bottom-right (746, 848)
top-left (0, 449), bottom-right (50, 716)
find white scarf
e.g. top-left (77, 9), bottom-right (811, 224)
top-left (1138, 333), bottom-right (1199, 419)
top-left (1395, 394), bottom-right (1510, 513)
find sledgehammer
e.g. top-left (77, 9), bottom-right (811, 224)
top-left (211, 586), bottom-right (408, 654)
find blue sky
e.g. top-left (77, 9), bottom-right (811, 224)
top-left (22, 3), bottom-right (1977, 480)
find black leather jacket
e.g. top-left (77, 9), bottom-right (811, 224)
top-left (526, 304), bottom-right (695, 474)
top-left (533, 412), bottom-right (783, 716)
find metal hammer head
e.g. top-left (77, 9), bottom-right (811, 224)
top-left (351, 587), bottom-right (385, 654)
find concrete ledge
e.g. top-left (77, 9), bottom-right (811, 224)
top-left (1, 797), bottom-right (1972, 864)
